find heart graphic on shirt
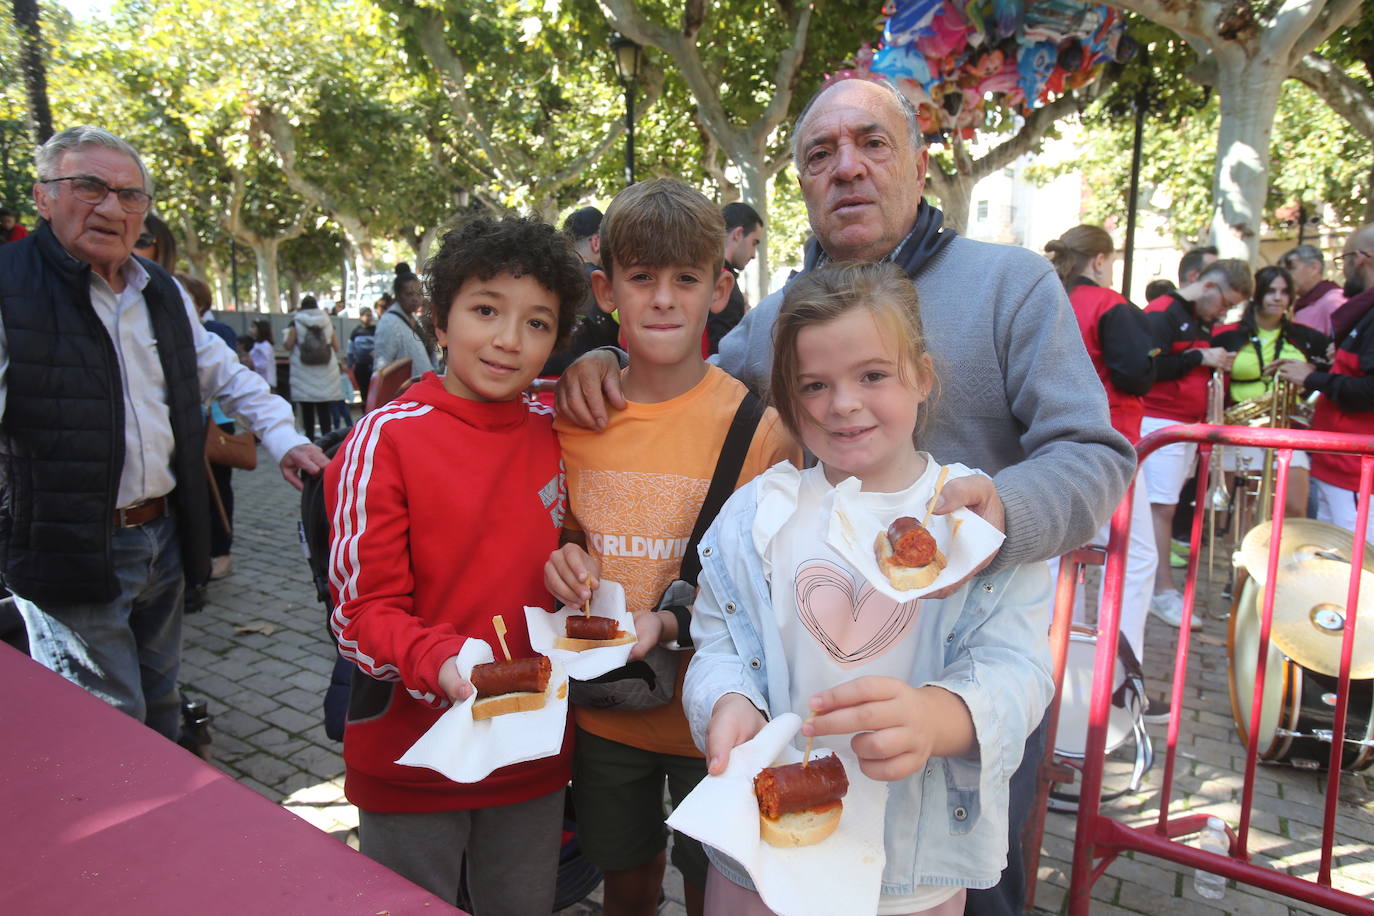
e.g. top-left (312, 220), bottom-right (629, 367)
top-left (794, 560), bottom-right (921, 667)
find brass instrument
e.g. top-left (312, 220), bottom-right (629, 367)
top-left (1206, 370), bottom-right (1229, 511)
top-left (1222, 374), bottom-right (1314, 428)
top-left (1205, 369), bottom-right (1229, 598)
top-left (1255, 374), bottom-right (1298, 525)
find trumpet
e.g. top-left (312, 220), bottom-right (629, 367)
top-left (1206, 369), bottom-right (1229, 510)
top-left (1255, 373), bottom-right (1299, 525)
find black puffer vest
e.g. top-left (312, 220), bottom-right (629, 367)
top-left (0, 224), bottom-right (209, 603)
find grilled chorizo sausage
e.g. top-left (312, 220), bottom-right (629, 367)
top-left (753, 754), bottom-right (849, 819)
top-left (887, 516), bottom-right (937, 568)
top-left (566, 616), bottom-right (621, 640)
top-left (471, 655), bottom-right (551, 698)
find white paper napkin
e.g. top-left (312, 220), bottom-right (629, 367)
top-left (396, 638), bottom-right (568, 784)
top-left (525, 580), bottom-right (637, 681)
top-left (829, 463), bottom-right (1005, 602)
top-left (666, 713), bottom-right (887, 916)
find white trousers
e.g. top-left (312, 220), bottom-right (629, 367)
top-left (1049, 479), bottom-right (1157, 662)
top-left (1313, 477), bottom-right (1374, 544)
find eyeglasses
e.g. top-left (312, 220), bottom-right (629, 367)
top-left (1334, 250), bottom-right (1370, 265)
top-left (40, 176), bottom-right (151, 214)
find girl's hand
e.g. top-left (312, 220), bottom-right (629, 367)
top-left (544, 544), bottom-right (600, 609)
top-left (438, 655), bottom-right (474, 704)
top-left (705, 693), bottom-right (768, 775)
top-left (804, 677), bottom-right (974, 782)
top-left (925, 475), bottom-right (1003, 598)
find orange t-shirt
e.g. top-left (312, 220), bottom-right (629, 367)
top-left (556, 365), bottom-right (800, 756)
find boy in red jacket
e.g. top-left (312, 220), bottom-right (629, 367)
top-left (325, 217), bottom-right (586, 913)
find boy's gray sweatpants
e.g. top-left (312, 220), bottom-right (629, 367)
top-left (359, 787), bottom-right (564, 914)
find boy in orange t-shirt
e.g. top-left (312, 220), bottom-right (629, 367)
top-left (546, 180), bottom-right (798, 916)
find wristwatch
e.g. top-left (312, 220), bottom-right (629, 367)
top-left (663, 604), bottom-right (694, 650)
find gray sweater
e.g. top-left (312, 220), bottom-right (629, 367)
top-left (714, 233), bottom-right (1135, 573)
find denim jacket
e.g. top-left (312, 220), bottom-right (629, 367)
top-left (683, 471), bottom-right (1054, 895)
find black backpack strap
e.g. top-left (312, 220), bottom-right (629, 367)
top-left (678, 389), bottom-right (765, 587)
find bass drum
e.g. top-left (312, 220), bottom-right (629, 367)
top-left (1049, 626), bottom-right (1152, 813)
top-left (1055, 626), bottom-right (1141, 757)
top-left (1228, 573), bottom-right (1374, 771)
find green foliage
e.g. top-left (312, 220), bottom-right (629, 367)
top-left (1028, 21), bottom-right (1371, 246)
top-left (280, 224), bottom-right (346, 286)
top-left (0, 1), bottom-right (76, 220)
top-left (0, 9), bottom-right (32, 218)
top-left (1320, 0), bottom-right (1374, 84)
top-left (1268, 81), bottom-right (1372, 226)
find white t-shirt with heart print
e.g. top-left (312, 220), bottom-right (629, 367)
top-left (765, 464), bottom-right (930, 749)
top-left (761, 463), bottom-right (961, 915)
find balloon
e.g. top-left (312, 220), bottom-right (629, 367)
top-left (872, 44), bottom-right (940, 89)
top-left (885, 0), bottom-right (947, 45)
top-left (1016, 38), bottom-right (1058, 105)
top-left (859, 0), bottom-right (1127, 137)
top-left (914, 1), bottom-right (973, 62)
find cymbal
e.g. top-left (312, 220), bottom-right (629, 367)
top-left (1268, 559), bottom-right (1374, 679)
top-left (1237, 518), bottom-right (1374, 587)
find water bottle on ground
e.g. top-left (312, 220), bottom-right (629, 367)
top-left (1193, 815), bottom-right (1228, 900)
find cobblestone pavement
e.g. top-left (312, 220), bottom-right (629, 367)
top-left (183, 455), bottom-right (1372, 914)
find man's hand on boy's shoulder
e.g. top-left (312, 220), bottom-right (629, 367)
top-left (555, 349), bottom-right (625, 430)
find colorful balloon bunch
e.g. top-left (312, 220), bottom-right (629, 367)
top-left (847, 0), bottom-right (1136, 139)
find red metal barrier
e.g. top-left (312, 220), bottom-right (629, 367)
top-left (1067, 423), bottom-right (1374, 914)
top-left (1024, 546), bottom-right (1103, 908)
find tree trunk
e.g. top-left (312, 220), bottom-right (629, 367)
top-left (11, 0), bottom-right (53, 145)
top-left (737, 153), bottom-right (770, 302)
top-left (927, 168), bottom-right (975, 235)
top-left (287, 273), bottom-right (302, 310)
top-left (178, 217), bottom-right (210, 281)
top-left (1209, 50), bottom-right (1286, 262)
top-left (1367, 162), bottom-right (1374, 224)
top-left (412, 224), bottom-right (442, 269)
top-left (349, 245), bottom-right (368, 311)
top-left (254, 240), bottom-right (284, 312)
top-left (214, 269), bottom-right (233, 315)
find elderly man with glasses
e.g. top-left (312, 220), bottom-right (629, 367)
top-left (1280, 243), bottom-right (1345, 337)
top-left (0, 126), bottom-right (328, 740)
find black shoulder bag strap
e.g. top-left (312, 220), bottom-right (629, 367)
top-left (664, 388), bottom-right (765, 647)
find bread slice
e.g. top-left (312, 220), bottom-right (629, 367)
top-left (553, 632), bottom-right (636, 652)
top-left (874, 531), bottom-right (946, 590)
top-left (471, 690), bottom-right (547, 721)
top-left (759, 800), bottom-right (843, 847)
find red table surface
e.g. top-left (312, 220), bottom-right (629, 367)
top-left (0, 643), bottom-right (461, 915)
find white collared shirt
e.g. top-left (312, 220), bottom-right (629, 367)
top-left (0, 256), bottom-right (307, 507)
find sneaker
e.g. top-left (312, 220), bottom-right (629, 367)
top-left (1150, 590), bottom-right (1203, 630)
top-left (1142, 696), bottom-right (1172, 725)
top-left (1170, 539), bottom-right (1190, 568)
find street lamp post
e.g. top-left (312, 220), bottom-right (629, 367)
top-left (610, 34), bottom-right (643, 186)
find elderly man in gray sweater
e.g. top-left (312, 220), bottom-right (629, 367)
top-left (558, 77), bottom-right (1134, 915)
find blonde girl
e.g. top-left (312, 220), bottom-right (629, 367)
top-left (683, 261), bottom-right (1053, 915)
